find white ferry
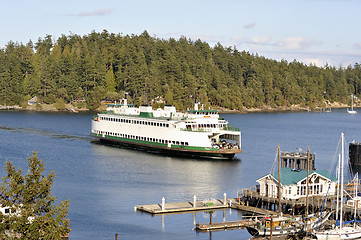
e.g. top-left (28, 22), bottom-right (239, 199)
top-left (90, 99), bottom-right (242, 159)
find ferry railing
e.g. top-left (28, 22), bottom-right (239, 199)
top-left (222, 125), bottom-right (240, 131)
top-left (180, 128), bottom-right (212, 132)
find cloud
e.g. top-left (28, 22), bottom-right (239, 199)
top-left (300, 58), bottom-right (325, 67)
top-left (251, 36), bottom-right (271, 44)
top-left (244, 23), bottom-right (256, 29)
top-left (355, 42), bottom-right (361, 49)
top-left (277, 37), bottom-right (313, 51)
top-left (67, 8), bottom-right (114, 17)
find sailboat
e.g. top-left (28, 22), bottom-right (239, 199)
top-left (314, 133), bottom-right (361, 239)
top-left (347, 94), bottom-right (357, 114)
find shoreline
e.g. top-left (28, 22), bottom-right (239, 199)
top-left (0, 102), bottom-right (356, 114)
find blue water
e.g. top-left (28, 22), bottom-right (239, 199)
top-left (0, 109), bottom-right (360, 240)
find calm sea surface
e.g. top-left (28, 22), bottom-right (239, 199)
top-left (0, 109), bottom-right (360, 240)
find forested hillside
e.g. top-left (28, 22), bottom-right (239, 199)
top-left (0, 30), bottom-right (361, 110)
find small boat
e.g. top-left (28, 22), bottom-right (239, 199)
top-left (347, 94), bottom-right (357, 114)
top-left (246, 216), bottom-right (303, 237)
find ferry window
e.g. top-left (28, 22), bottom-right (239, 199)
top-left (166, 124), bottom-right (169, 127)
top-left (186, 142), bottom-right (189, 146)
top-left (172, 141), bottom-right (175, 144)
top-left (5, 208), bottom-right (9, 214)
top-left (176, 141), bottom-right (180, 145)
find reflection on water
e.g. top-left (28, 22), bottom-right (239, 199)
top-left (91, 141), bottom-right (242, 201)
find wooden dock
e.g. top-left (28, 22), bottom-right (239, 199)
top-left (195, 218), bottom-right (257, 231)
top-left (135, 198), bottom-right (231, 214)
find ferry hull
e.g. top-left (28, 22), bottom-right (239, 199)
top-left (91, 133), bottom-right (241, 160)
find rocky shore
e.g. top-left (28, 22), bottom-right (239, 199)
top-left (0, 101), bottom-right (357, 114)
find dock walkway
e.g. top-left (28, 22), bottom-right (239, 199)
top-left (195, 219), bottom-right (256, 231)
top-left (135, 198), bottom-right (231, 214)
top-left (135, 197), bottom-right (283, 216)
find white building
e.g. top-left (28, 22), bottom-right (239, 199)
top-left (257, 167), bottom-right (337, 200)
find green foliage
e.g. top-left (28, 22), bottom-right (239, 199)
top-left (0, 30), bottom-right (361, 110)
top-left (35, 103), bottom-right (42, 111)
top-left (54, 98), bottom-right (66, 110)
top-left (0, 152), bottom-right (70, 239)
top-left (86, 86), bottom-right (106, 110)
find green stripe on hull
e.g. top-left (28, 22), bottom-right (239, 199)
top-left (90, 133), bottom-right (238, 159)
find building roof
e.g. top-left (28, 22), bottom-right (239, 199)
top-left (259, 167), bottom-right (336, 186)
top-left (28, 96), bottom-right (39, 102)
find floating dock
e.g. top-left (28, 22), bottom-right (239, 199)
top-left (135, 198), bottom-right (231, 214)
top-left (135, 196), bottom-right (286, 219)
top-left (195, 218), bottom-right (259, 231)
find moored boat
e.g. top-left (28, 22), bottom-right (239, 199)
top-left (246, 216), bottom-right (303, 237)
top-left (90, 99), bottom-right (242, 159)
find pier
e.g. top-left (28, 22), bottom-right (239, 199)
top-left (241, 186), bottom-right (361, 221)
top-left (135, 195), bottom-right (233, 214)
top-left (135, 193), bottom-right (282, 216)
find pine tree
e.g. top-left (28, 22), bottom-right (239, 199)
top-left (0, 152), bottom-right (70, 239)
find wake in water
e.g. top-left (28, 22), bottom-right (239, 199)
top-left (0, 125), bottom-right (93, 141)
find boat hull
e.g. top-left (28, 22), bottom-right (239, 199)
top-left (315, 227), bottom-right (361, 240)
top-left (91, 133), bottom-right (241, 159)
top-left (246, 226), bottom-right (302, 236)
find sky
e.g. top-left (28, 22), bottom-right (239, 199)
top-left (1, 0), bottom-right (361, 67)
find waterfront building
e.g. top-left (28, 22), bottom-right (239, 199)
top-left (256, 167), bottom-right (337, 200)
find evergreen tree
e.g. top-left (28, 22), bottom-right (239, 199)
top-left (0, 152), bottom-right (70, 239)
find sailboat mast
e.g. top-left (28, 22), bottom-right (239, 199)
top-left (336, 154), bottom-right (340, 221)
top-left (306, 146), bottom-right (309, 218)
top-left (340, 132), bottom-right (344, 231)
top-left (354, 173), bottom-right (358, 228)
top-left (278, 144), bottom-right (281, 215)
